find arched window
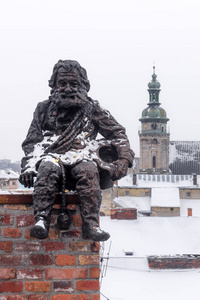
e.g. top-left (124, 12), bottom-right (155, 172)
top-left (153, 156), bottom-right (156, 168)
top-left (152, 139), bottom-right (157, 145)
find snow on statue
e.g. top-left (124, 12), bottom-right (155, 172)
top-left (19, 60), bottom-right (134, 241)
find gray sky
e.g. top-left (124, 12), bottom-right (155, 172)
top-left (0, 0), bottom-right (200, 162)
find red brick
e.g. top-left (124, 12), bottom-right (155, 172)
top-left (66, 204), bottom-right (76, 210)
top-left (90, 242), bottom-right (100, 252)
top-left (91, 295), bottom-right (100, 300)
top-left (30, 254), bottom-right (53, 266)
top-left (55, 254), bottom-right (76, 266)
top-left (25, 281), bottom-right (51, 292)
top-left (0, 214), bottom-right (14, 225)
top-left (69, 242), bottom-right (88, 252)
top-left (0, 268), bottom-right (15, 279)
top-left (76, 280), bottom-right (99, 291)
top-left (15, 241), bottom-right (40, 252)
top-left (51, 295), bottom-right (88, 300)
top-left (0, 296), bottom-right (26, 300)
top-left (48, 228), bottom-right (59, 239)
top-left (16, 214), bottom-right (35, 227)
top-left (2, 228), bottom-right (22, 238)
top-left (72, 215), bottom-right (82, 226)
top-left (0, 255), bottom-right (21, 266)
top-left (90, 267), bottom-right (100, 278)
top-left (45, 268), bottom-right (88, 279)
top-left (78, 255), bottom-right (99, 265)
top-left (0, 281), bottom-right (23, 292)
top-left (42, 241), bottom-right (66, 251)
top-left (28, 296), bottom-right (48, 300)
top-left (54, 281), bottom-right (74, 292)
top-left (17, 268), bottom-right (43, 279)
top-left (60, 230), bottom-right (81, 239)
top-left (0, 241), bottom-right (12, 253)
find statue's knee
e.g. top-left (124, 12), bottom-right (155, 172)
top-left (37, 160), bottom-right (60, 175)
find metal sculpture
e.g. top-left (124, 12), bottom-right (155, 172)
top-left (19, 60), bottom-right (134, 241)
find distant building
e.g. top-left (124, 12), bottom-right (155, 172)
top-left (100, 68), bottom-right (200, 217)
top-left (138, 67), bottom-right (170, 174)
top-left (138, 68), bottom-right (200, 175)
top-left (0, 169), bottom-right (19, 190)
top-left (169, 141), bottom-right (200, 174)
top-left (0, 159), bottom-right (20, 173)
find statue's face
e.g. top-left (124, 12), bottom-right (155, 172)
top-left (56, 67), bottom-right (81, 98)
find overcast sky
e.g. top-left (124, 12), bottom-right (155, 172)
top-left (0, 0), bottom-right (200, 162)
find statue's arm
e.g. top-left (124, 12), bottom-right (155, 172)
top-left (19, 101), bottom-right (47, 187)
top-left (93, 101), bottom-right (134, 180)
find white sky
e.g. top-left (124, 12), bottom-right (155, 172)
top-left (1, 0), bottom-right (200, 162)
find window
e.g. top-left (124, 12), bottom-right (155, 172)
top-left (152, 139), bottom-right (157, 145)
top-left (186, 192), bottom-right (191, 198)
top-left (153, 156), bottom-right (156, 168)
top-left (12, 182), bottom-right (16, 186)
top-left (125, 191), bottom-right (130, 196)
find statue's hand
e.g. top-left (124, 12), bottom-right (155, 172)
top-left (111, 158), bottom-right (129, 181)
top-left (19, 171), bottom-right (37, 188)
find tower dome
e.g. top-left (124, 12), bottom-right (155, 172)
top-left (148, 73), bottom-right (161, 89)
top-left (140, 67), bottom-right (169, 124)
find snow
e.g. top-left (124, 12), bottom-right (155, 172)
top-left (113, 196), bottom-right (151, 212)
top-left (181, 199), bottom-right (200, 217)
top-left (0, 169), bottom-right (19, 179)
top-left (100, 216), bottom-right (200, 300)
top-left (118, 173), bottom-right (199, 188)
top-left (151, 187), bottom-right (180, 207)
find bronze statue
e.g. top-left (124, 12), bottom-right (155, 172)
top-left (19, 60), bottom-right (134, 241)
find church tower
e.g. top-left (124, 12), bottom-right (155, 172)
top-left (139, 67), bottom-right (170, 173)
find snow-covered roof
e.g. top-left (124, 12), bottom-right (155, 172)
top-left (100, 215), bottom-right (200, 299)
top-left (113, 196), bottom-right (151, 211)
top-left (0, 169), bottom-right (19, 180)
top-left (100, 216), bottom-right (200, 300)
top-left (100, 216), bottom-right (200, 257)
top-left (117, 174), bottom-right (133, 187)
top-left (151, 187), bottom-right (180, 207)
top-left (118, 173), bottom-right (198, 188)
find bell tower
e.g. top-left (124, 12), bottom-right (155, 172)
top-left (139, 67), bottom-right (170, 173)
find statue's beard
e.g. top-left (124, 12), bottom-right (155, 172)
top-left (53, 89), bottom-right (88, 109)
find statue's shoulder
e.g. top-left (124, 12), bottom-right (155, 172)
top-left (35, 99), bottom-right (51, 113)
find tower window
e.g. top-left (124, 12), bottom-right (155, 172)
top-left (152, 139), bottom-right (157, 145)
top-left (153, 156), bottom-right (156, 168)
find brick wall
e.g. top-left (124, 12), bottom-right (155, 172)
top-left (0, 195), bottom-right (100, 300)
top-left (147, 255), bottom-right (200, 269)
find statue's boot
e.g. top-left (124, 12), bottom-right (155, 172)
top-left (30, 217), bottom-right (49, 239)
top-left (82, 224), bottom-right (110, 241)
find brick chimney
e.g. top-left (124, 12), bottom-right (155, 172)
top-left (0, 194), bottom-right (100, 300)
top-left (193, 174), bottom-right (197, 185)
top-left (188, 208), bottom-right (192, 217)
top-left (110, 208), bottom-right (137, 220)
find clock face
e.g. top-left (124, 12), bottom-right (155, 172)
top-left (151, 123), bottom-right (157, 130)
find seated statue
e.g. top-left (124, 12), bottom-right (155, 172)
top-left (19, 60), bottom-right (134, 241)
